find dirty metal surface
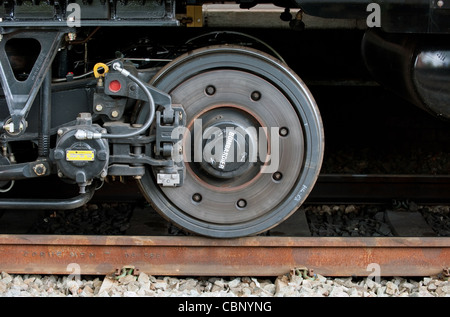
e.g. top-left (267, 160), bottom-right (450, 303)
top-left (0, 235), bottom-right (448, 277)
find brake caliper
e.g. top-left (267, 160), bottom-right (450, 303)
top-left (154, 105), bottom-right (186, 187)
top-left (96, 61), bottom-right (186, 187)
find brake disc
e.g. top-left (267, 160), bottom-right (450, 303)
top-left (138, 45), bottom-right (324, 238)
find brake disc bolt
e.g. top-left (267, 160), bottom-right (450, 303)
top-left (272, 171), bottom-right (283, 181)
top-left (237, 199), bottom-right (247, 208)
top-left (279, 127), bottom-right (289, 136)
top-left (205, 85), bottom-right (216, 96)
top-left (251, 91), bottom-right (261, 101)
top-left (192, 193), bottom-right (202, 202)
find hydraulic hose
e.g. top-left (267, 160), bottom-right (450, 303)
top-left (101, 62), bottom-right (156, 139)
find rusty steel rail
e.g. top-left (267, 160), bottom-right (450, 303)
top-left (0, 235), bottom-right (448, 277)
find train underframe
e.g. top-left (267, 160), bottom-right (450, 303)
top-left (0, 0), bottom-right (449, 237)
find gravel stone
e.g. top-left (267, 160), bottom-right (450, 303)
top-left (66, 280), bottom-right (80, 295)
top-left (385, 281), bottom-right (398, 295)
top-left (228, 278), bottom-right (241, 288)
top-left (0, 270), bottom-right (448, 297)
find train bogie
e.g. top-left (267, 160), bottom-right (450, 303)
top-left (0, 1), bottom-right (448, 237)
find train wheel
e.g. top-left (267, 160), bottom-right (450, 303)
top-left (138, 45), bottom-right (324, 238)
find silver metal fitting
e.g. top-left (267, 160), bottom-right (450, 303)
top-left (75, 129), bottom-right (102, 140)
top-left (112, 62), bottom-right (131, 77)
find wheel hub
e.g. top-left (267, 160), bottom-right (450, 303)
top-left (196, 107), bottom-right (259, 180)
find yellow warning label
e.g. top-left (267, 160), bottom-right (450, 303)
top-left (66, 150), bottom-right (95, 161)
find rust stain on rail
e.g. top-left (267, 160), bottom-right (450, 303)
top-left (0, 235), bottom-right (448, 277)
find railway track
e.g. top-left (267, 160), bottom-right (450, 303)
top-left (0, 235), bottom-right (448, 278)
top-left (0, 173), bottom-right (448, 278)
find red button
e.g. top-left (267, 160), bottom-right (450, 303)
top-left (109, 80), bottom-right (121, 93)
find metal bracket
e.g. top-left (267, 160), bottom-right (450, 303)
top-left (104, 69), bottom-right (174, 123)
top-left (0, 29), bottom-right (64, 135)
top-left (93, 93), bottom-right (128, 120)
top-left (155, 105), bottom-right (185, 157)
top-left (186, 5), bottom-right (203, 27)
top-left (0, 159), bottom-right (51, 180)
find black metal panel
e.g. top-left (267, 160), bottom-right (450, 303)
top-left (0, 0), bottom-right (178, 27)
top-left (292, 0), bottom-right (371, 19)
top-left (291, 0), bottom-right (450, 34)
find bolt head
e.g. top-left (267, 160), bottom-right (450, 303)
top-left (192, 193), bottom-right (202, 202)
top-left (33, 164), bottom-right (47, 176)
top-left (54, 149), bottom-right (65, 160)
top-left (279, 127), bottom-right (289, 136)
top-left (97, 150), bottom-right (108, 161)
